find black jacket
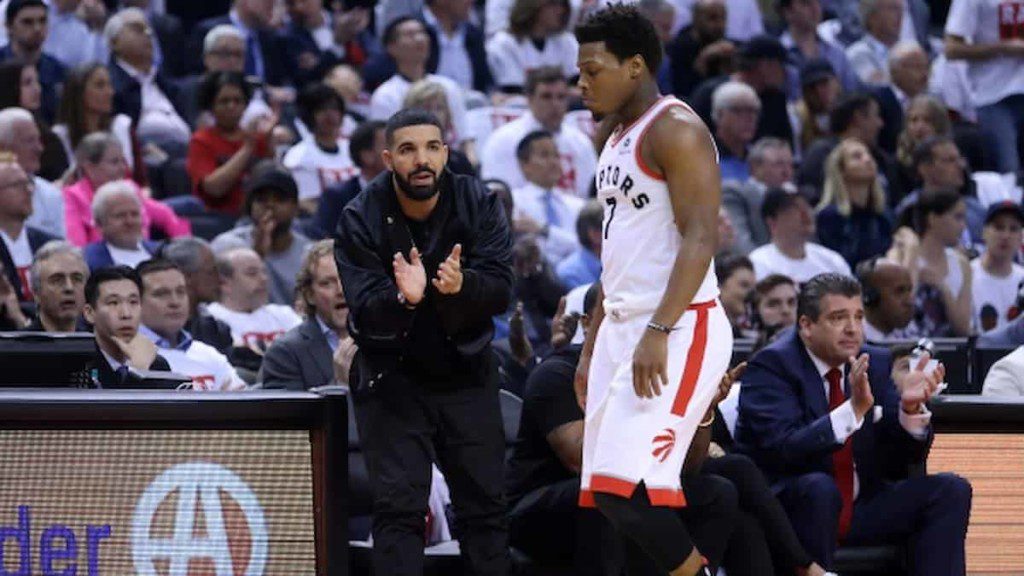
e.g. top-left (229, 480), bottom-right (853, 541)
top-left (86, 345), bottom-right (176, 389)
top-left (109, 60), bottom-right (187, 128)
top-left (335, 170), bottom-right (513, 390)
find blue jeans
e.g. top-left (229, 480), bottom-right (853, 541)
top-left (976, 94), bottom-right (1024, 173)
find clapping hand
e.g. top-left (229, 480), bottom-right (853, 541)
top-left (394, 247), bottom-right (426, 306)
top-left (900, 351), bottom-right (945, 414)
top-left (849, 353), bottom-right (874, 420)
top-left (432, 244), bottom-right (463, 295)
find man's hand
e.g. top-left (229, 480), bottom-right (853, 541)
top-left (333, 336), bottom-right (358, 384)
top-left (633, 329), bottom-right (669, 399)
top-left (574, 351), bottom-right (591, 410)
top-left (849, 353), bottom-right (874, 420)
top-left (252, 207), bottom-right (275, 257)
top-left (550, 296), bottom-right (580, 350)
top-left (509, 301), bottom-right (533, 366)
top-left (432, 244), bottom-right (463, 294)
top-left (394, 247), bottom-right (426, 306)
top-left (714, 362), bottom-right (746, 406)
top-left (900, 351), bottom-right (945, 414)
top-left (245, 113), bottom-right (278, 146)
top-left (114, 333), bottom-right (158, 370)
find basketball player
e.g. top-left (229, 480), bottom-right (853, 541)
top-left (574, 6), bottom-right (732, 576)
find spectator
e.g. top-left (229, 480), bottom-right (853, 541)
top-left (512, 130), bottom-right (583, 266)
top-left (53, 63), bottom-right (141, 181)
top-left (788, 59), bottom-right (840, 158)
top-left (511, 234), bottom-right (565, 352)
top-left (667, 0), bottom-right (766, 42)
top-left (25, 240), bottom-right (87, 332)
top-left (121, 0), bottom-right (187, 79)
top-left (402, 79), bottom-right (477, 173)
top-left (64, 132), bottom-right (190, 246)
top-left (137, 258), bottom-right (245, 390)
top-left (284, 83), bottom-right (357, 214)
top-left (0, 158), bottom-right (56, 310)
top-left (189, 0), bottom-right (288, 87)
top-left (668, 0), bottom-right (734, 98)
top-left (323, 63), bottom-right (370, 126)
top-left (370, 17), bottom-right (469, 146)
top-left (43, 0), bottom-right (108, 70)
top-left (816, 139), bottom-right (893, 268)
top-left (845, 0), bottom-right (904, 86)
top-left (749, 188), bottom-right (851, 282)
top-left (263, 240), bottom-right (355, 390)
top-left (946, 0), bottom-right (1024, 173)
top-left (751, 273), bottom-right (799, 346)
top-left (481, 66), bottom-right (596, 199)
top-left (207, 246), bottom-right (302, 353)
top-left (712, 80), bottom-right (761, 183)
top-left (555, 200), bottom-right (602, 289)
top-left (487, 0), bottom-right (578, 94)
top-left (828, 0), bottom-right (931, 50)
top-left (281, 0), bottom-right (371, 89)
top-left (715, 253), bottom-right (755, 338)
top-left (212, 161), bottom-right (310, 307)
top-left (186, 71), bottom-right (274, 216)
top-left (0, 0), bottom-right (66, 123)
top-left (82, 180), bottom-right (161, 271)
top-left (311, 119), bottom-right (386, 240)
top-left (637, 0), bottom-right (676, 93)
top-left (778, 0), bottom-right (860, 100)
top-left (908, 188), bottom-right (973, 337)
top-left (0, 107), bottom-right (64, 238)
top-left (982, 344), bottom-right (1024, 397)
top-left (972, 202), bottom-right (1024, 333)
top-left (722, 137), bottom-right (795, 254)
top-left (0, 61), bottom-right (69, 181)
top-left (977, 295), bottom-right (1024, 347)
top-left (105, 7), bottom-right (191, 155)
top-left (159, 236), bottom-right (233, 355)
top-left (735, 273), bottom-right (970, 573)
top-left (873, 42), bottom-right (930, 155)
top-left (856, 256), bottom-right (917, 342)
top-left (82, 265), bottom-right (174, 388)
top-left (895, 94), bottom-right (951, 194)
top-left (690, 35), bottom-right (792, 145)
top-left (420, 0), bottom-right (492, 94)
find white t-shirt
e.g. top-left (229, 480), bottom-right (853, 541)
top-left (749, 242), bottom-right (852, 283)
top-left (479, 112), bottom-right (597, 198)
top-left (369, 73), bottom-right (470, 145)
top-left (945, 0), bottom-right (1024, 106)
top-left (0, 227), bottom-right (33, 300)
top-left (283, 138), bottom-right (358, 201)
top-left (971, 259), bottom-right (1024, 332)
top-left (107, 242), bottom-right (152, 269)
top-left (486, 31), bottom-right (579, 90)
top-left (156, 340), bottom-right (246, 391)
top-left (206, 303), bottom-right (303, 351)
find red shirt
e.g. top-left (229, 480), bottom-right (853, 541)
top-left (186, 127), bottom-right (270, 216)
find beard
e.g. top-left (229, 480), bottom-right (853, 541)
top-left (394, 167), bottom-right (440, 201)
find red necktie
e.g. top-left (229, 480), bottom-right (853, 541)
top-left (826, 367), bottom-right (855, 540)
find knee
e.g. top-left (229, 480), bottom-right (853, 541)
top-left (795, 472), bottom-right (842, 515)
top-left (931, 473), bottom-right (973, 514)
top-left (702, 474), bottom-right (740, 516)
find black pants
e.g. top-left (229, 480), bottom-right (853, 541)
top-left (353, 372), bottom-right (510, 576)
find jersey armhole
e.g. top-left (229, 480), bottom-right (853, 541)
top-left (634, 104), bottom-right (684, 182)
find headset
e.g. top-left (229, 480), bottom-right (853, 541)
top-left (855, 256), bottom-right (883, 309)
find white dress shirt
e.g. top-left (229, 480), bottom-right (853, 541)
top-left (423, 7), bottom-right (473, 89)
top-left (43, 6), bottom-right (108, 68)
top-left (115, 60), bottom-right (192, 147)
top-left (511, 182), bottom-right (584, 265)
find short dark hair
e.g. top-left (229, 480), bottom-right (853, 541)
top-left (84, 265), bottom-right (142, 307)
top-left (136, 259), bottom-right (184, 296)
top-left (753, 273), bottom-right (796, 306)
top-left (6, 0), bottom-right (45, 25)
top-left (576, 201), bottom-right (604, 250)
top-left (197, 71), bottom-right (252, 113)
top-left (575, 4), bottom-right (663, 73)
top-left (516, 130), bottom-right (553, 164)
top-left (349, 120), bottom-right (386, 169)
top-left (760, 188), bottom-right (805, 221)
top-left (384, 108), bottom-right (446, 147)
top-left (912, 135), bottom-right (957, 172)
top-left (829, 92), bottom-right (876, 135)
top-left (297, 83), bottom-right (346, 130)
top-left (383, 15), bottom-right (422, 46)
top-left (715, 254), bottom-right (754, 284)
top-left (525, 66), bottom-right (566, 96)
top-left (796, 273), bottom-right (861, 322)
top-left (913, 188), bottom-right (962, 236)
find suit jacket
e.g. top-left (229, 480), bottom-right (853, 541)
top-left (87, 345), bottom-right (175, 389)
top-left (735, 328), bottom-right (932, 500)
top-left (83, 240), bottom-right (161, 273)
top-left (721, 178), bottom-right (769, 255)
top-left (280, 21), bottom-right (373, 89)
top-left (311, 175), bottom-right (362, 240)
top-left (188, 15), bottom-right (288, 85)
top-left (982, 346), bottom-right (1024, 397)
top-left (424, 16), bottom-right (493, 94)
top-left (109, 60), bottom-right (187, 127)
top-left (261, 317), bottom-right (335, 391)
top-left (0, 226), bottom-right (58, 301)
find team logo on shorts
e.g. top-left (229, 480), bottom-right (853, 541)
top-left (651, 428), bottom-right (676, 463)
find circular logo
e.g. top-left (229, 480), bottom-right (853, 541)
top-left (132, 462), bottom-right (268, 576)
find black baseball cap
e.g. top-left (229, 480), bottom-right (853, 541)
top-left (243, 160), bottom-right (299, 214)
top-left (984, 200), bottom-right (1024, 226)
top-left (739, 35), bottom-right (788, 63)
top-left (761, 188), bottom-right (807, 220)
top-left (799, 58), bottom-right (836, 87)
top-left (6, 0), bottom-right (46, 24)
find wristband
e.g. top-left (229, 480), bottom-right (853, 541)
top-left (646, 321), bottom-right (674, 334)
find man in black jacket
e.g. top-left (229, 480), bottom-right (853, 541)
top-left (335, 109), bottom-right (513, 576)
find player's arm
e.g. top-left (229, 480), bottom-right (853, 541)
top-left (633, 109), bottom-right (721, 398)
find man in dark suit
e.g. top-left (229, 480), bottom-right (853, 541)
top-left (736, 273), bottom-right (972, 573)
top-left (81, 181), bottom-right (161, 272)
top-left (309, 119), bottom-right (386, 239)
top-left (263, 240), bottom-right (354, 390)
top-left (82, 265), bottom-right (175, 389)
top-left (187, 0), bottom-right (288, 87)
top-left (422, 0), bottom-right (492, 94)
top-left (280, 0), bottom-right (373, 89)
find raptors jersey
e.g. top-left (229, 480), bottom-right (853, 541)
top-left (596, 96), bottom-right (719, 321)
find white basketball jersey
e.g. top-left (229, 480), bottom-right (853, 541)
top-left (596, 96), bottom-right (719, 321)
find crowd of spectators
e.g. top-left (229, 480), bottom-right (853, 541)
top-left (0, 0), bottom-right (1021, 572)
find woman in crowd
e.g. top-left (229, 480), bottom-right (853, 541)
top-left (894, 95), bottom-right (951, 195)
top-left (816, 139), bottom-right (893, 269)
top-left (283, 83), bottom-right (357, 215)
top-left (486, 0), bottom-right (578, 94)
top-left (0, 61), bottom-right (68, 180)
top-left (187, 71), bottom-right (275, 217)
top-left (64, 132), bottom-right (190, 246)
top-left (402, 80), bottom-right (476, 175)
top-left (53, 63), bottom-right (144, 183)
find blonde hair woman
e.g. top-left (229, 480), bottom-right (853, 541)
top-left (402, 80), bottom-right (477, 175)
top-left (815, 138), bottom-right (893, 268)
